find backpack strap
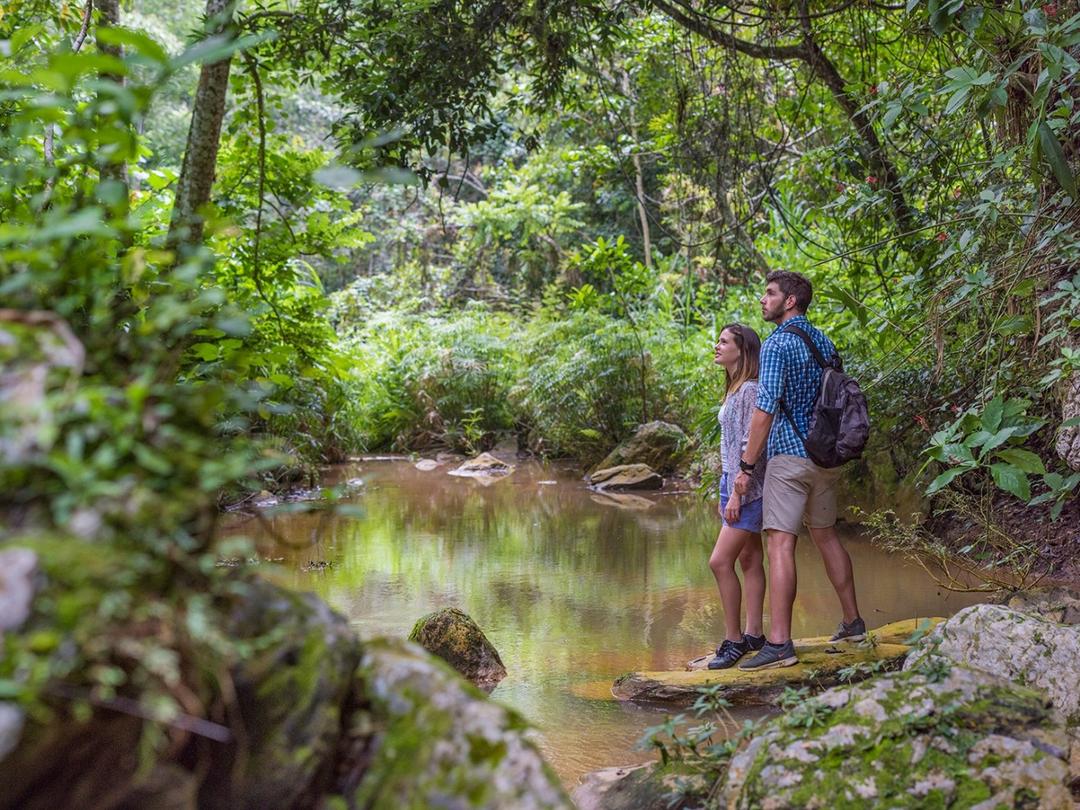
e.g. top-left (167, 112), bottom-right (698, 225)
top-left (781, 324), bottom-right (840, 371)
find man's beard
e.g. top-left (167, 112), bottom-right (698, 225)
top-left (762, 302), bottom-right (783, 322)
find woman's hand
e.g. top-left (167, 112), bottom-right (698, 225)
top-left (724, 493), bottom-right (741, 523)
top-left (733, 470), bottom-right (751, 496)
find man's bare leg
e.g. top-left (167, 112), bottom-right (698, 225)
top-left (808, 524), bottom-right (860, 623)
top-left (766, 529), bottom-right (798, 643)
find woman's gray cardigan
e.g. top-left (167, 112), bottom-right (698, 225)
top-left (719, 381), bottom-right (767, 503)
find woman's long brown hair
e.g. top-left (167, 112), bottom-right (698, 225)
top-left (721, 323), bottom-right (761, 400)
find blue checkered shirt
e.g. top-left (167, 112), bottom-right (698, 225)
top-left (755, 315), bottom-right (838, 460)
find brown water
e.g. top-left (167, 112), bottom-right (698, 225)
top-left (231, 457), bottom-right (981, 789)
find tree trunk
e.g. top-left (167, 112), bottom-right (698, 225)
top-left (167, 0), bottom-right (238, 252)
top-left (96, 0), bottom-right (129, 209)
top-left (620, 71), bottom-right (653, 270)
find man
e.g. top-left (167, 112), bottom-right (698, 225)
top-left (733, 270), bottom-right (864, 670)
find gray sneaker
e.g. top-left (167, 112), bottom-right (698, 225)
top-left (830, 617), bottom-right (866, 642)
top-left (738, 640), bottom-right (797, 670)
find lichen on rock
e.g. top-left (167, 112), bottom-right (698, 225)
top-left (719, 664), bottom-right (1073, 809)
top-left (408, 607), bottom-right (507, 691)
top-left (346, 638), bottom-right (570, 810)
top-left (904, 603), bottom-right (1080, 726)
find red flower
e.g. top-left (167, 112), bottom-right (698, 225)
top-left (869, 84), bottom-right (878, 95)
top-left (1045, 2), bottom-right (1058, 17)
top-left (835, 182), bottom-right (846, 193)
top-left (936, 232), bottom-right (948, 242)
top-left (915, 414), bottom-right (929, 430)
top-left (866, 175), bottom-right (878, 185)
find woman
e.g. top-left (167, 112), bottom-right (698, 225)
top-left (707, 323), bottom-right (767, 669)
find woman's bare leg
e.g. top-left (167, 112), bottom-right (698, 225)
top-left (738, 533), bottom-right (765, 637)
top-left (709, 526), bottom-right (754, 642)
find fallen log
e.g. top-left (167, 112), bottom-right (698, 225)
top-left (612, 618), bottom-right (942, 707)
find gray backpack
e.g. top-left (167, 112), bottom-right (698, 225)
top-left (780, 326), bottom-right (870, 468)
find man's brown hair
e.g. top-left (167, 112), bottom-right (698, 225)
top-left (766, 270), bottom-right (813, 313)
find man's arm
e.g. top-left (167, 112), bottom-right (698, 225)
top-left (734, 408), bottom-right (773, 495)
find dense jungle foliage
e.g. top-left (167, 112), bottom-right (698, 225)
top-left (0, 0), bottom-right (1078, 775)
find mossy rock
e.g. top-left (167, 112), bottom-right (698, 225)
top-left (342, 637), bottom-right (571, 810)
top-left (614, 619), bottom-right (942, 707)
top-left (593, 421), bottom-right (691, 475)
top-left (905, 603), bottom-right (1080, 727)
top-left (408, 607), bottom-right (507, 690)
top-left (720, 663), bottom-right (1073, 808)
top-left (199, 579), bottom-right (361, 810)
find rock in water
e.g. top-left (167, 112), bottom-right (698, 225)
top-left (572, 763), bottom-right (709, 810)
top-left (414, 458), bottom-right (439, 471)
top-left (593, 421), bottom-right (691, 475)
top-left (448, 452), bottom-right (513, 478)
top-left (409, 607), bottom-right (507, 690)
top-left (720, 664), bottom-right (1073, 809)
top-left (905, 603), bottom-right (1080, 726)
top-left (347, 638), bottom-right (570, 810)
top-left (587, 464), bottom-right (663, 491)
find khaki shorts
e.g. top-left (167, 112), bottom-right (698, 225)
top-left (762, 454), bottom-right (842, 535)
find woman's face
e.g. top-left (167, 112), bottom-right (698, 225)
top-left (714, 328), bottom-right (740, 367)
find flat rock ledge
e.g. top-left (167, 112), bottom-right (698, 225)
top-left (587, 463), bottom-right (663, 491)
top-left (613, 618), bottom-right (941, 707)
top-left (448, 452), bottom-right (514, 479)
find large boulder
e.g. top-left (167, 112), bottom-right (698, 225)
top-left (408, 607), bottom-right (507, 691)
top-left (904, 602), bottom-right (1080, 726)
top-left (199, 579), bottom-right (362, 810)
top-left (0, 539), bottom-right (565, 810)
top-left (341, 637), bottom-right (571, 809)
top-left (588, 464), bottom-right (663, 491)
top-left (593, 421), bottom-right (691, 475)
top-left (720, 663), bottom-right (1074, 808)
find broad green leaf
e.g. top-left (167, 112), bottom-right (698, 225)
top-left (96, 27), bottom-right (169, 65)
top-left (994, 448), bottom-right (1046, 474)
top-left (1038, 122), bottom-right (1077, 197)
top-left (990, 463), bottom-right (1031, 501)
top-left (926, 465), bottom-right (970, 495)
top-left (981, 396), bottom-right (1004, 432)
top-left (1063, 416), bottom-right (1080, 428)
top-left (980, 426), bottom-right (1019, 455)
top-left (944, 86), bottom-right (970, 115)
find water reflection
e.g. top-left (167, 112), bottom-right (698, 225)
top-left (232, 458), bottom-right (981, 787)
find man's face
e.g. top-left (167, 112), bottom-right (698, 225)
top-left (761, 282), bottom-right (789, 323)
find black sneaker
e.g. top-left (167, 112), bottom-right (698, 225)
top-left (738, 640), bottom-right (798, 670)
top-left (744, 632), bottom-right (766, 651)
top-left (707, 638), bottom-right (750, 670)
top-left (829, 617), bottom-right (866, 642)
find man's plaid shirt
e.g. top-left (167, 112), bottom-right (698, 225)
top-left (755, 315), bottom-right (838, 460)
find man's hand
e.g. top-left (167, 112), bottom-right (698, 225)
top-left (724, 492), bottom-right (741, 523)
top-left (734, 470), bottom-right (751, 496)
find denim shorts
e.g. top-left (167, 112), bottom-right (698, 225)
top-left (719, 474), bottom-right (764, 533)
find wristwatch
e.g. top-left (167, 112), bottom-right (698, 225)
top-left (738, 459), bottom-right (756, 474)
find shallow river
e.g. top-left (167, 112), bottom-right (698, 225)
top-left (234, 457), bottom-right (981, 789)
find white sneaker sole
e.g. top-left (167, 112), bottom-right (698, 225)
top-left (831, 633), bottom-right (866, 643)
top-left (739, 654), bottom-right (798, 671)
